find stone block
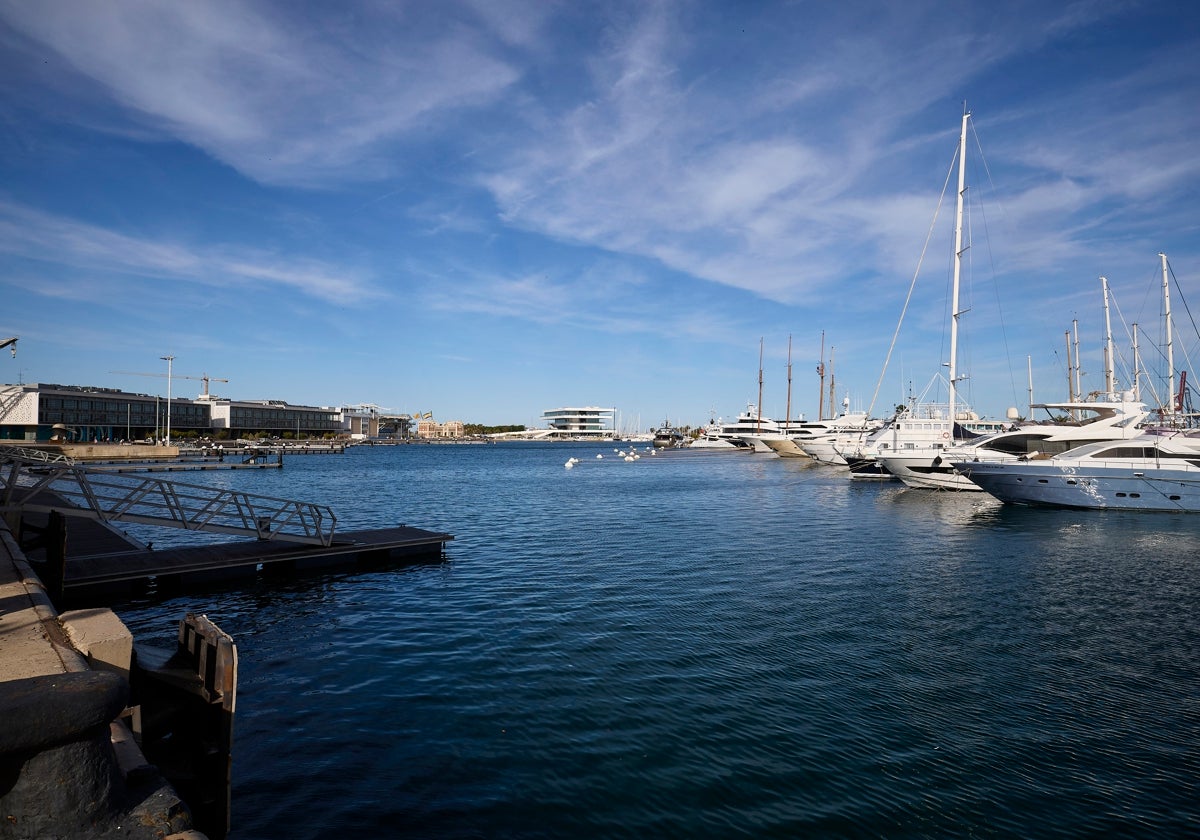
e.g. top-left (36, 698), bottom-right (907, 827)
top-left (60, 608), bottom-right (134, 678)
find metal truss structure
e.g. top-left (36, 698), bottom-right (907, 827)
top-left (1, 447), bottom-right (336, 547)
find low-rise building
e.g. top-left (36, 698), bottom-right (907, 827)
top-left (541, 406), bottom-right (616, 439)
top-left (2, 382), bottom-right (358, 441)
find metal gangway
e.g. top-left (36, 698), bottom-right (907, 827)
top-left (0, 447), bottom-right (336, 547)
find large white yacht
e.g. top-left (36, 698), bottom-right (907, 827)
top-left (838, 397), bottom-right (1007, 480)
top-left (878, 393), bottom-right (1149, 490)
top-left (750, 395), bottom-right (878, 461)
top-left (954, 430), bottom-right (1200, 511)
top-left (687, 405), bottom-right (780, 451)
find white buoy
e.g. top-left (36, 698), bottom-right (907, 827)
top-left (596, 454), bottom-right (603, 459)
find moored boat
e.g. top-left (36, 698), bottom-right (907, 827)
top-left (652, 422), bottom-right (687, 448)
top-left (953, 431), bottom-right (1200, 511)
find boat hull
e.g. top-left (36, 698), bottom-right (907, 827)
top-left (955, 461), bottom-right (1200, 511)
top-left (877, 451), bottom-right (980, 490)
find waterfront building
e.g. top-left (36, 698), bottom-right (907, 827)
top-left (207, 399), bottom-right (342, 439)
top-left (541, 406), bottom-right (616, 439)
top-left (1, 382), bottom-right (358, 441)
top-left (341, 406), bottom-right (380, 440)
top-left (0, 382), bottom-right (209, 442)
top-left (415, 418), bottom-right (464, 439)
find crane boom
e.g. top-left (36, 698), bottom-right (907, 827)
top-left (110, 370), bottom-right (230, 396)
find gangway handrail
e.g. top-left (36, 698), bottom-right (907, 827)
top-left (1, 451), bottom-right (336, 546)
top-left (0, 445), bottom-right (75, 465)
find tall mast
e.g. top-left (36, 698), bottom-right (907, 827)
top-left (828, 346), bottom-right (836, 418)
top-left (757, 337), bottom-right (764, 432)
top-left (1064, 331), bottom-right (1073, 401)
top-left (1072, 318), bottom-right (1082, 405)
top-left (948, 109), bottom-right (970, 426)
top-left (785, 334), bottom-right (793, 427)
top-left (1027, 355), bottom-right (1034, 419)
top-left (1102, 276), bottom-right (1115, 396)
top-left (1161, 252), bottom-right (1174, 418)
top-left (1132, 322), bottom-right (1141, 401)
top-left (817, 330), bottom-right (826, 421)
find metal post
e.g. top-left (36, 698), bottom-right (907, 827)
top-left (160, 355), bottom-right (174, 445)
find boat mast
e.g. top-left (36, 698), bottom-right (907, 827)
top-left (1132, 322), bottom-right (1141, 401)
top-left (757, 337), bottom-right (764, 432)
top-left (785, 334), bottom-right (793, 428)
top-left (948, 109), bottom-right (969, 427)
top-left (1064, 331), bottom-right (1073, 402)
top-left (1161, 252), bottom-right (1174, 419)
top-left (817, 330), bottom-right (826, 421)
top-left (828, 346), bottom-right (836, 418)
top-left (1102, 276), bottom-right (1116, 396)
top-left (1027, 355), bottom-right (1034, 419)
top-left (1072, 318), bottom-right (1082, 404)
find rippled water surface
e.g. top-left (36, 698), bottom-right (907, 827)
top-left (114, 443), bottom-right (1200, 838)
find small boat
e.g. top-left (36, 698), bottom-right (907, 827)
top-left (652, 422), bottom-right (687, 448)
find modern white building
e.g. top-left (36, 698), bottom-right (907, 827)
top-left (541, 406), bottom-right (616, 439)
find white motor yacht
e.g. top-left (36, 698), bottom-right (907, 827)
top-left (953, 430), bottom-right (1200, 511)
top-left (878, 393), bottom-right (1149, 490)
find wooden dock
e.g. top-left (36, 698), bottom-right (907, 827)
top-left (82, 458), bottom-right (283, 473)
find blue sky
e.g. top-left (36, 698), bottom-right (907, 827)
top-left (2, 0), bottom-right (1198, 429)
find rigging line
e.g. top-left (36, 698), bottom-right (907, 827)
top-left (1166, 257), bottom-right (1200, 376)
top-left (867, 141), bottom-right (958, 418)
top-left (1106, 290), bottom-right (1139, 393)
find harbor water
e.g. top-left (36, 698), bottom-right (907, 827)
top-left (114, 442), bottom-right (1200, 838)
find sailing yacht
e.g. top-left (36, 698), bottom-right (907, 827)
top-left (838, 379), bottom-right (1005, 480)
top-left (854, 109), bottom-right (997, 483)
top-left (794, 402), bottom-right (883, 465)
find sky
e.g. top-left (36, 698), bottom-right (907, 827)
top-left (2, 0), bottom-right (1198, 429)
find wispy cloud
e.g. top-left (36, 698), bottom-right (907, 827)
top-left (0, 0), bottom-right (522, 186)
top-left (0, 200), bottom-right (376, 302)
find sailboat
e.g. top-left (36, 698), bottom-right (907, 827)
top-left (885, 274), bottom-right (1153, 489)
top-left (846, 109), bottom-right (995, 484)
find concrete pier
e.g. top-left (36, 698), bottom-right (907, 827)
top-left (0, 519), bottom-right (205, 839)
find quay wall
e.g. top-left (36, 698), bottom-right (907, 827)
top-left (0, 441), bottom-right (180, 461)
top-left (0, 518), bottom-right (202, 839)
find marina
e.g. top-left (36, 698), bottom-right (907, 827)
top-left (101, 442), bottom-right (1200, 837)
top-left (4, 4), bottom-right (1199, 837)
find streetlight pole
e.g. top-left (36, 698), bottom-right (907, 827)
top-left (160, 354), bottom-right (174, 445)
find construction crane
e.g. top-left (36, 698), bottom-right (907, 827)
top-left (1, 337), bottom-right (16, 358)
top-left (110, 370), bottom-right (230, 398)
